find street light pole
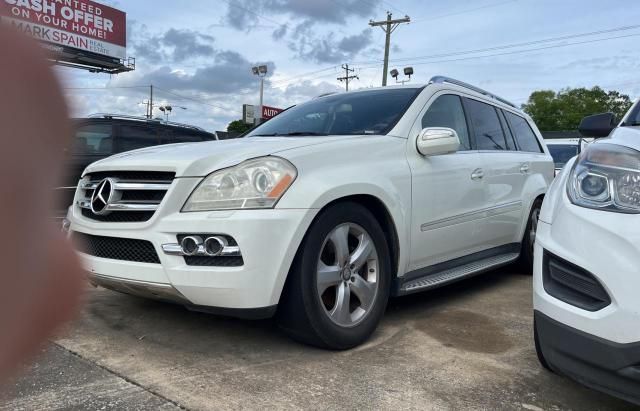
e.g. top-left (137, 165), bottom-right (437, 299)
top-left (259, 77), bottom-right (264, 121)
top-left (252, 65), bottom-right (268, 125)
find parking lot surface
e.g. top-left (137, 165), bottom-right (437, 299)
top-left (2, 268), bottom-right (635, 410)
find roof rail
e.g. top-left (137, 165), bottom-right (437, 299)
top-left (429, 76), bottom-right (518, 109)
top-left (88, 113), bottom-right (206, 131)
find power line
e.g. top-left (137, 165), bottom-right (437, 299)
top-left (270, 66), bottom-right (339, 87)
top-left (154, 87), bottom-right (230, 111)
top-left (379, 0), bottom-right (408, 15)
top-left (62, 85), bottom-right (150, 90)
top-left (411, 0), bottom-right (519, 24)
top-left (402, 32), bottom-right (640, 67)
top-left (387, 24), bottom-right (640, 64)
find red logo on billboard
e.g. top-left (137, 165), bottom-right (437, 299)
top-left (262, 105), bottom-right (284, 120)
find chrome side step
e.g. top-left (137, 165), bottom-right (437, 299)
top-left (400, 252), bottom-right (520, 294)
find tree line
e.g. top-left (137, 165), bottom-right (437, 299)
top-left (522, 86), bottom-right (633, 131)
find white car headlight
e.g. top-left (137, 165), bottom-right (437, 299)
top-left (567, 143), bottom-right (640, 214)
top-left (182, 157), bottom-right (297, 212)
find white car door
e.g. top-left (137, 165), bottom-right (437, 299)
top-left (463, 98), bottom-right (525, 250)
top-left (407, 93), bottom-right (488, 272)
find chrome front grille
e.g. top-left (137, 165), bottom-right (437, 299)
top-left (77, 171), bottom-right (175, 223)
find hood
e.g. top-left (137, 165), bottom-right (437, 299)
top-left (601, 126), bottom-right (640, 152)
top-left (84, 136), bottom-right (348, 177)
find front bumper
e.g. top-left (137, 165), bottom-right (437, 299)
top-left (534, 160), bottom-right (640, 344)
top-left (69, 206), bottom-right (317, 312)
top-left (535, 311), bottom-right (640, 405)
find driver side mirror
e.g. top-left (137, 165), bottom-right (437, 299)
top-left (416, 127), bottom-right (461, 156)
top-left (578, 113), bottom-right (616, 138)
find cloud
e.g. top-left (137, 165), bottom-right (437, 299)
top-left (114, 52), bottom-right (276, 95)
top-left (128, 24), bottom-right (217, 63)
top-left (289, 28), bottom-right (374, 63)
top-left (224, 0), bottom-right (382, 30)
top-left (162, 29), bottom-right (216, 61)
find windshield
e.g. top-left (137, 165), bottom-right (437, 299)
top-left (547, 144), bottom-right (579, 167)
top-left (623, 102), bottom-right (640, 126)
top-left (247, 88), bottom-right (421, 137)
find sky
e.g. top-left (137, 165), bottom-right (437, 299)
top-left (57, 0), bottom-right (640, 132)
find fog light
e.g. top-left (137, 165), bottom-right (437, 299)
top-left (204, 236), bottom-right (226, 256)
top-left (180, 236), bottom-right (202, 256)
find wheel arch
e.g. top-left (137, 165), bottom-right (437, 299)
top-left (274, 193), bottom-right (403, 306)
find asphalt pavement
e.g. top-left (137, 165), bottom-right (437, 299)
top-left (2, 268), bottom-right (636, 410)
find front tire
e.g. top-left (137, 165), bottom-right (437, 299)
top-left (277, 202), bottom-right (391, 350)
top-left (519, 198), bottom-right (543, 275)
top-left (534, 317), bottom-right (553, 372)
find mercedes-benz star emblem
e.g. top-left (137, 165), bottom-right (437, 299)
top-left (90, 178), bottom-right (115, 215)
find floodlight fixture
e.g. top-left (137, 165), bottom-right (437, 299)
top-left (390, 68), bottom-right (399, 79)
top-left (404, 67), bottom-right (414, 77)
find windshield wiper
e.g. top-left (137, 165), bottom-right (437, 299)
top-left (280, 131), bottom-right (328, 136)
top-left (252, 132), bottom-right (328, 137)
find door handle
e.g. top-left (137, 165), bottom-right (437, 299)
top-left (471, 168), bottom-right (484, 180)
top-left (520, 163), bottom-right (530, 174)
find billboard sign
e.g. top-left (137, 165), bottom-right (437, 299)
top-left (1, 0), bottom-right (127, 59)
top-left (243, 104), bottom-right (255, 125)
top-left (262, 105), bottom-right (284, 120)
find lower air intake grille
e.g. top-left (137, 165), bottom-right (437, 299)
top-left (72, 232), bottom-right (160, 264)
top-left (543, 251), bottom-right (611, 312)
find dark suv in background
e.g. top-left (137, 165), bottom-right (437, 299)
top-left (56, 114), bottom-right (217, 218)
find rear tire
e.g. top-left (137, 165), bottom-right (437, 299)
top-left (519, 198), bottom-right (543, 275)
top-left (277, 202), bottom-right (391, 350)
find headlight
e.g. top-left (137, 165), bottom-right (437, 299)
top-left (182, 157), bottom-right (297, 211)
top-left (567, 143), bottom-right (640, 214)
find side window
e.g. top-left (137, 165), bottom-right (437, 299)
top-left (421, 94), bottom-right (471, 151)
top-left (505, 112), bottom-right (544, 153)
top-left (165, 128), bottom-right (206, 144)
top-left (73, 124), bottom-right (113, 155)
top-left (118, 124), bottom-right (160, 152)
top-left (498, 109), bottom-right (517, 151)
top-left (464, 98), bottom-right (508, 151)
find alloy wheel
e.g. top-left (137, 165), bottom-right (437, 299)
top-left (316, 223), bottom-right (379, 328)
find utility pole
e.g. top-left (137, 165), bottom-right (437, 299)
top-left (369, 12), bottom-right (410, 87)
top-left (337, 64), bottom-right (359, 91)
top-left (149, 84), bottom-right (154, 119)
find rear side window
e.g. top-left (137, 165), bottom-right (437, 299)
top-left (163, 128), bottom-right (210, 144)
top-left (73, 124), bottom-right (113, 155)
top-left (505, 112), bottom-right (543, 153)
top-left (498, 110), bottom-right (518, 151)
top-left (464, 98), bottom-right (508, 151)
top-left (421, 94), bottom-right (471, 151)
top-left (118, 124), bottom-right (160, 152)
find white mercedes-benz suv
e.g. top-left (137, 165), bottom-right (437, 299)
top-left (67, 76), bottom-right (554, 349)
top-left (534, 104), bottom-right (640, 404)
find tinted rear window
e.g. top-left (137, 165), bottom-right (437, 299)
top-left (505, 112), bottom-right (543, 153)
